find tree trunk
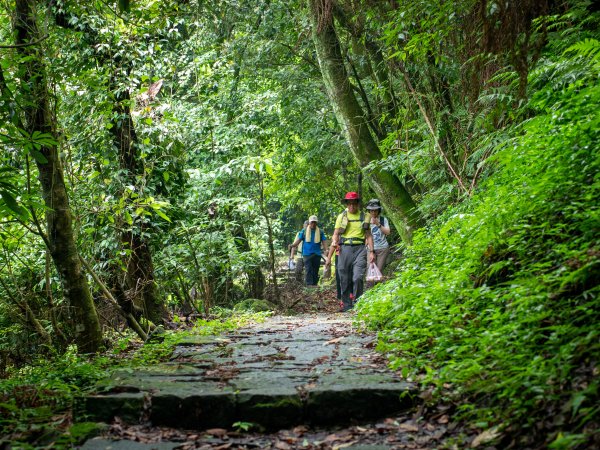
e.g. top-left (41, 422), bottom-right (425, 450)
top-left (257, 175), bottom-right (280, 304)
top-left (109, 89), bottom-right (167, 325)
top-left (307, 0), bottom-right (423, 241)
top-left (230, 222), bottom-right (265, 299)
top-left (44, 1), bottom-right (166, 325)
top-left (13, 0), bottom-right (102, 353)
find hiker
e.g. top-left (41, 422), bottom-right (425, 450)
top-left (289, 220), bottom-right (309, 281)
top-left (290, 215), bottom-right (328, 286)
top-left (325, 192), bottom-right (375, 311)
top-left (366, 199), bottom-right (391, 274)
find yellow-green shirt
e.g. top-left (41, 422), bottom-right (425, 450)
top-left (334, 210), bottom-right (370, 240)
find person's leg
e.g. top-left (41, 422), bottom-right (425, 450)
top-left (375, 247), bottom-right (390, 274)
top-left (352, 246), bottom-right (368, 302)
top-left (337, 246), bottom-right (353, 310)
top-left (313, 254), bottom-right (321, 285)
top-left (310, 255), bottom-right (321, 286)
top-left (303, 255), bottom-right (313, 285)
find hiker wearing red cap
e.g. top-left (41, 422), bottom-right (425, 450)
top-left (325, 192), bottom-right (375, 311)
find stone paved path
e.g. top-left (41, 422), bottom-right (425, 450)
top-left (79, 314), bottom-right (416, 435)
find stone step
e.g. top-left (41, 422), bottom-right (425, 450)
top-left (76, 315), bottom-right (417, 430)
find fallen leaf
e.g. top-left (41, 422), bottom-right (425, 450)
top-left (324, 433), bottom-right (341, 442)
top-left (205, 428), bottom-right (228, 436)
top-left (375, 422), bottom-right (394, 432)
top-left (399, 421), bottom-right (419, 432)
top-left (213, 444), bottom-right (232, 450)
top-left (333, 441), bottom-right (358, 449)
top-left (274, 440), bottom-right (292, 449)
top-left (417, 435), bottom-right (434, 444)
top-left (471, 427), bottom-right (500, 448)
top-left (293, 425), bottom-right (308, 435)
top-left (432, 427), bottom-right (448, 440)
top-left (419, 388), bottom-right (434, 401)
top-left (325, 337), bottom-right (343, 345)
top-left (438, 414), bottom-right (449, 424)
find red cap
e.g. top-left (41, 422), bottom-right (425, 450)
top-left (343, 191), bottom-right (360, 201)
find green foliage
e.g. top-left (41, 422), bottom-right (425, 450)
top-left (233, 298), bottom-right (276, 312)
top-left (232, 421), bottom-right (257, 432)
top-left (358, 28), bottom-right (600, 447)
top-left (565, 38), bottom-right (600, 64)
top-left (0, 345), bottom-right (108, 448)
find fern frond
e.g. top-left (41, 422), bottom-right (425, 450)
top-left (564, 38), bottom-right (600, 62)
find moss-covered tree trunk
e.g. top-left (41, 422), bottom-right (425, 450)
top-left (109, 90), bottom-right (167, 325)
top-left (14, 0), bottom-right (102, 353)
top-left (307, 0), bottom-right (423, 241)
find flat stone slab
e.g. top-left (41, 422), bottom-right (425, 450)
top-left (77, 314), bottom-right (416, 430)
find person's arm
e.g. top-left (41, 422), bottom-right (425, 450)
top-left (325, 230), bottom-right (340, 265)
top-left (321, 239), bottom-right (329, 257)
top-left (325, 243), bottom-right (335, 264)
top-left (380, 217), bottom-right (391, 236)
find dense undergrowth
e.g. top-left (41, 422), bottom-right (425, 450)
top-left (358, 32), bottom-right (600, 450)
top-left (0, 310), bottom-right (270, 449)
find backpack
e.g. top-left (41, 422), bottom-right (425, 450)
top-left (340, 210), bottom-right (368, 231)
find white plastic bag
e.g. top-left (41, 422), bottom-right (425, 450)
top-left (287, 258), bottom-right (296, 270)
top-left (366, 262), bottom-right (383, 282)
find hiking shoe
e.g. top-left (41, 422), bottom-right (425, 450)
top-left (339, 302), bottom-right (353, 312)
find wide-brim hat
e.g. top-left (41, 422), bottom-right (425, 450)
top-left (366, 198), bottom-right (382, 210)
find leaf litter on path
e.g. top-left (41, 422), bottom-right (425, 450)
top-left (94, 405), bottom-right (473, 449)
